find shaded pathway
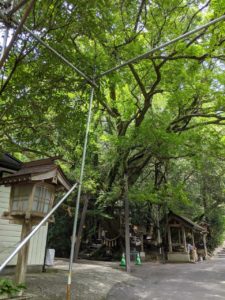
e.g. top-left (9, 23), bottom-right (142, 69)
top-left (4, 258), bottom-right (225, 299)
top-left (107, 259), bottom-right (225, 300)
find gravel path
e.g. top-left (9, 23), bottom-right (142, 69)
top-left (26, 260), bottom-right (133, 300)
top-left (2, 258), bottom-right (225, 299)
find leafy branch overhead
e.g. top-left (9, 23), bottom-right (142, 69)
top-left (0, 1), bottom-right (225, 222)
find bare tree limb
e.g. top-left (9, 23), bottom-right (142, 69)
top-left (128, 64), bottom-right (147, 98)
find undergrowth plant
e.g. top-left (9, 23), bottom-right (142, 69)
top-left (0, 279), bottom-right (26, 297)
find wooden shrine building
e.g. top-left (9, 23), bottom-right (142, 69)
top-left (0, 154), bottom-right (71, 275)
top-left (166, 211), bottom-right (208, 262)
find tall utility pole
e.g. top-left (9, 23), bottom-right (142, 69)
top-left (67, 88), bottom-right (94, 300)
top-left (124, 173), bottom-right (131, 273)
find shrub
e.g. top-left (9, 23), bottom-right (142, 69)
top-left (0, 279), bottom-right (26, 297)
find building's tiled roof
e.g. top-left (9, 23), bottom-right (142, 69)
top-left (0, 157), bottom-right (72, 190)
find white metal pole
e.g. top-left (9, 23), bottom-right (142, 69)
top-left (1, 13), bottom-right (224, 84)
top-left (98, 14), bottom-right (225, 78)
top-left (0, 12), bottom-right (97, 88)
top-left (21, 24), bottom-right (97, 88)
top-left (124, 173), bottom-right (131, 273)
top-left (67, 88), bottom-right (94, 300)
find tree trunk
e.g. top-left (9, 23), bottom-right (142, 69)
top-left (74, 195), bottom-right (89, 262)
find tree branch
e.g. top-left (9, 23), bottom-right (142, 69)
top-left (0, 0), bottom-right (35, 69)
top-left (128, 64), bottom-right (147, 98)
top-left (133, 0), bottom-right (146, 32)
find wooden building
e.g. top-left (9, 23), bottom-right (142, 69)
top-left (166, 211), bottom-right (208, 262)
top-left (0, 154), bottom-right (70, 269)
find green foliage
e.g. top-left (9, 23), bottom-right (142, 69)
top-left (207, 208), bottom-right (225, 250)
top-left (211, 0), bottom-right (225, 13)
top-left (0, 279), bottom-right (26, 296)
top-left (1, 0), bottom-right (225, 251)
top-left (47, 206), bottom-right (73, 258)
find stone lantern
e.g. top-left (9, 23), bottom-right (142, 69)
top-left (0, 157), bottom-right (71, 283)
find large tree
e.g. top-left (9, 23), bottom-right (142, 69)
top-left (1, 0), bottom-right (225, 246)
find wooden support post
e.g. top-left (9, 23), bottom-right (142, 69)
top-left (141, 234), bottom-right (144, 253)
top-left (203, 234), bottom-right (208, 258)
top-left (124, 173), bottom-right (131, 273)
top-left (15, 220), bottom-right (32, 284)
top-left (74, 195), bottom-right (89, 262)
top-left (191, 229), bottom-right (195, 247)
top-left (156, 207), bottom-right (162, 254)
top-left (182, 226), bottom-right (187, 252)
top-left (98, 223), bottom-right (102, 240)
top-left (168, 226), bottom-right (172, 252)
top-left (178, 229), bottom-right (181, 244)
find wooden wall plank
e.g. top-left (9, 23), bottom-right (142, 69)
top-left (0, 185), bottom-right (48, 266)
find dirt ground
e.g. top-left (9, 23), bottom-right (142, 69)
top-left (26, 260), bottom-right (132, 300)
top-left (2, 258), bottom-right (225, 299)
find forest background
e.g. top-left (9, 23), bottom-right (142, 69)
top-left (1, 0), bottom-right (225, 256)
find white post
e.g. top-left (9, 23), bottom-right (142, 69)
top-left (124, 173), bottom-right (131, 273)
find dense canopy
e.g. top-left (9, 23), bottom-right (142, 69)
top-left (1, 0), bottom-right (225, 250)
